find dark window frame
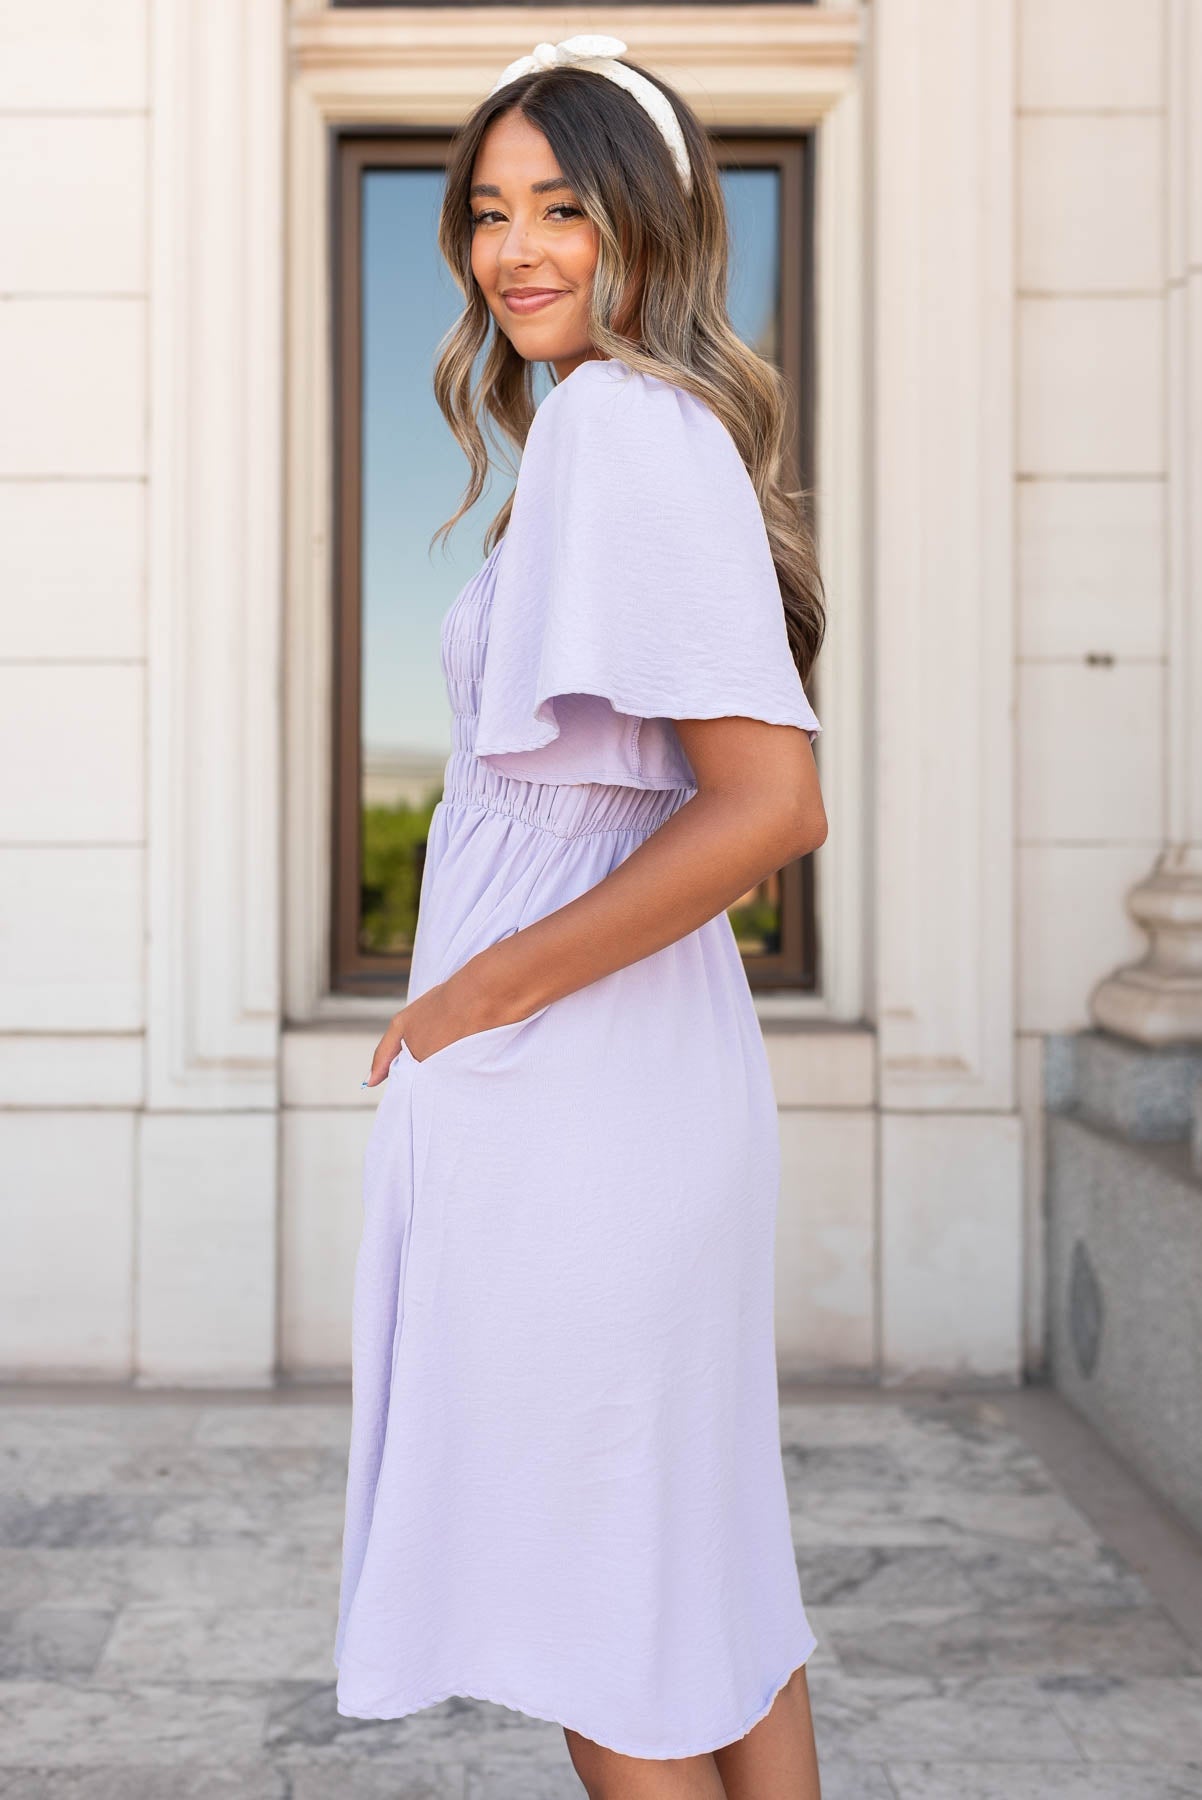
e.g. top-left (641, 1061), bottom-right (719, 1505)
top-left (331, 128), bottom-right (819, 997)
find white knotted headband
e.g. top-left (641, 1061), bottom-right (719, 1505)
top-left (486, 34), bottom-right (692, 195)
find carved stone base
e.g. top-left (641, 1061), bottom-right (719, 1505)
top-left (1090, 846), bottom-right (1202, 1047)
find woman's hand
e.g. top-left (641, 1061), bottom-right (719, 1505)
top-left (364, 976), bottom-right (504, 1086)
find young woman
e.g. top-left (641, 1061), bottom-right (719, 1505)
top-left (334, 35), bottom-right (827, 1800)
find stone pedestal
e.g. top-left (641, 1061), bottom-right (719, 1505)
top-left (1046, 1029), bottom-right (1202, 1534)
top-left (1047, 1026), bottom-right (1202, 1151)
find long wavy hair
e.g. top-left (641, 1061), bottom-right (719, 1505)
top-left (432, 58), bottom-right (826, 687)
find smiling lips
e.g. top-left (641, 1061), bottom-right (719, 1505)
top-left (503, 289), bottom-right (568, 314)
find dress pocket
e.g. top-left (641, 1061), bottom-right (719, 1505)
top-left (399, 1004), bottom-right (550, 1072)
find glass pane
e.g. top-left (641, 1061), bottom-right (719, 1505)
top-left (721, 166), bottom-right (781, 364)
top-left (357, 157), bottom-right (786, 964)
top-left (358, 166), bottom-right (521, 958)
top-left (719, 164), bottom-right (784, 956)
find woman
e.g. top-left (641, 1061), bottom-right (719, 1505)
top-left (334, 35), bottom-right (828, 1800)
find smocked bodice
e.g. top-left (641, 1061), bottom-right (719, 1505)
top-left (435, 542), bottom-right (691, 842)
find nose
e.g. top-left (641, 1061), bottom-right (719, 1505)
top-left (498, 212), bottom-right (540, 270)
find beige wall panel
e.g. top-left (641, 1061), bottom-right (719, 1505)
top-left (1019, 297), bottom-right (1164, 477)
top-left (0, 665), bottom-right (142, 843)
top-left (1018, 843), bottom-right (1161, 1033)
top-left (1018, 661), bottom-right (1164, 845)
top-left (1017, 479), bottom-right (1165, 661)
top-left (137, 1113), bottom-right (277, 1385)
top-left (0, 0), bottom-right (147, 111)
top-left (0, 483), bottom-right (145, 661)
top-left (281, 1108), bottom-right (375, 1376)
top-left (0, 117), bottom-right (146, 293)
top-left (0, 847), bottom-right (143, 1031)
top-left (1018, 0), bottom-right (1165, 109)
top-left (0, 1110), bottom-right (135, 1376)
top-left (0, 299), bottom-right (145, 477)
top-left (880, 1113), bottom-right (1024, 1383)
top-left (0, 1035), bottom-right (143, 1108)
top-left (1019, 115), bottom-right (1164, 294)
top-left (775, 1108), bottom-right (876, 1376)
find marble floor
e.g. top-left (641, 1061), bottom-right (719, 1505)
top-left (0, 1382), bottom-right (1201, 1798)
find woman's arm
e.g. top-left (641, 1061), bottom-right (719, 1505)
top-left (366, 715), bottom-right (826, 1081)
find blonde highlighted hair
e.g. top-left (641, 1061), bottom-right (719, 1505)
top-left (432, 58), bottom-right (825, 687)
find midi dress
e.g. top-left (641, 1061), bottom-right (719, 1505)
top-left (334, 354), bottom-right (823, 1759)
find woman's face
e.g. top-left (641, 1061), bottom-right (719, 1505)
top-left (469, 109), bottom-right (603, 381)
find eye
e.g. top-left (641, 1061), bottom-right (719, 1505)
top-left (469, 203), bottom-right (585, 228)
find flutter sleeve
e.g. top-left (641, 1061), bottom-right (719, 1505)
top-left (472, 360), bottom-right (822, 790)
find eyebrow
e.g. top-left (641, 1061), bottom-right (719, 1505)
top-left (468, 177), bottom-right (573, 199)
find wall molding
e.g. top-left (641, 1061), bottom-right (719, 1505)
top-left (289, 5), bottom-right (861, 123)
top-left (813, 57), bottom-right (868, 1028)
top-left (146, 0), bottom-right (284, 1110)
top-left (871, 0), bottom-right (1017, 1112)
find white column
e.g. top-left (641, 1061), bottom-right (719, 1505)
top-left (871, 0), bottom-right (1023, 1379)
top-left (138, 0), bottom-right (284, 1383)
top-left (1090, 0), bottom-right (1202, 1046)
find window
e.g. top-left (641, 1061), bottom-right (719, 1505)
top-left (332, 131), bottom-right (818, 996)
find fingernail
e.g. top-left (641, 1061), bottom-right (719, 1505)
top-left (360, 1080), bottom-right (369, 1088)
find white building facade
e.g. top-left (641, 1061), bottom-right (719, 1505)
top-left (2, 0), bottom-right (1197, 1391)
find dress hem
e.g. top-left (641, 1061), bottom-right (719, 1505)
top-left (333, 1629), bottom-right (819, 1761)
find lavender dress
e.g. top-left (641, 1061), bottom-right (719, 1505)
top-left (334, 356), bottom-right (823, 1759)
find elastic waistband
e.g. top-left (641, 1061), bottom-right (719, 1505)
top-left (439, 750), bottom-right (692, 840)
